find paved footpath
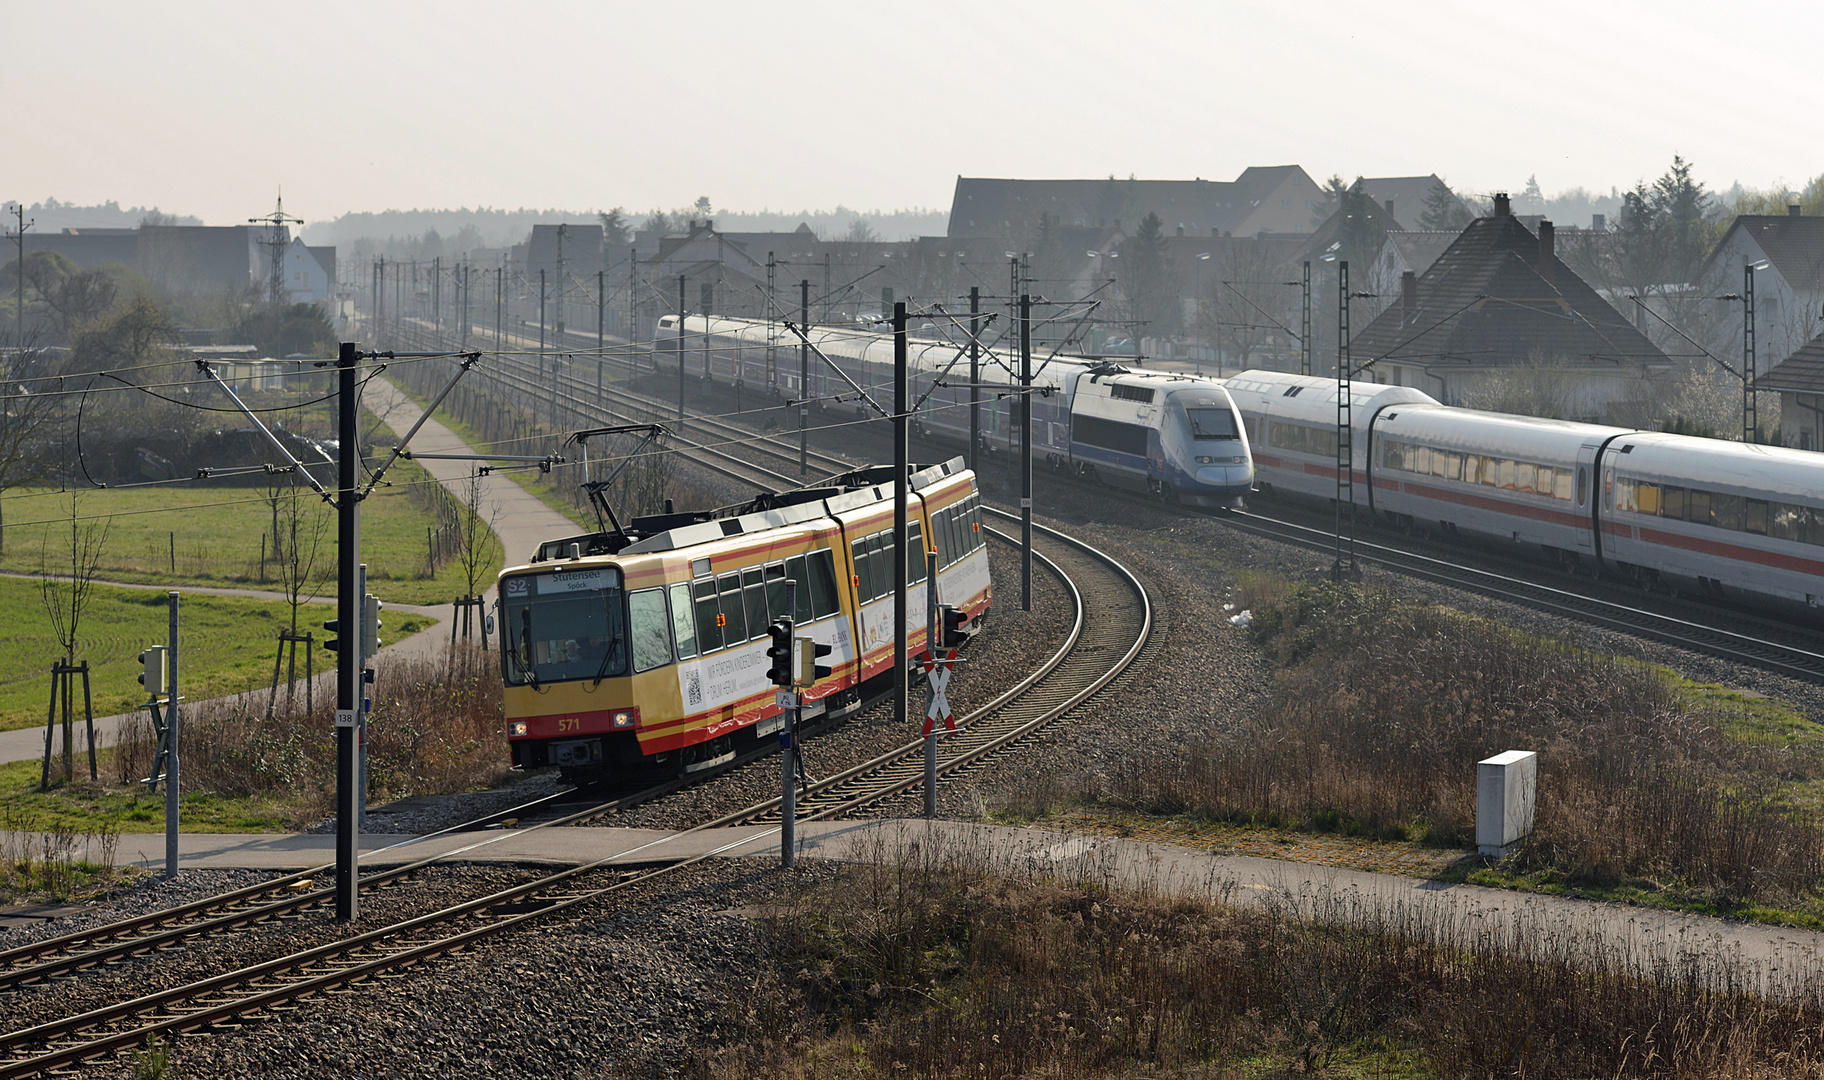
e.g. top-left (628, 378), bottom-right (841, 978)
top-left (46, 818), bottom-right (1824, 997)
top-left (0, 376), bottom-right (574, 768)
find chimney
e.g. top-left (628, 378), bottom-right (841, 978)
top-left (1401, 270), bottom-right (1417, 322)
top-left (1384, 197), bottom-right (1396, 221)
top-left (1175, 224), bottom-right (1185, 237)
top-left (1791, 204), bottom-right (1803, 217)
top-left (1538, 220), bottom-right (1555, 285)
top-left (1494, 192), bottom-right (1511, 217)
top-left (1591, 213), bottom-right (1606, 232)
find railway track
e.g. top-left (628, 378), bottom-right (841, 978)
top-left (1222, 504), bottom-right (1824, 682)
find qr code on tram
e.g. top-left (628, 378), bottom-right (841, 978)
top-left (683, 669), bottom-right (703, 708)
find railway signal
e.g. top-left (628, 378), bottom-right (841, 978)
top-left (795, 637), bottom-right (832, 687)
top-left (765, 618), bottom-right (795, 688)
top-left (940, 605), bottom-right (970, 649)
top-left (364, 594), bottom-right (383, 653)
top-left (322, 617), bottom-right (343, 655)
top-left (137, 646), bottom-right (167, 699)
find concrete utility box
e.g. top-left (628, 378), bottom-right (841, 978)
top-left (1476, 750), bottom-right (1537, 857)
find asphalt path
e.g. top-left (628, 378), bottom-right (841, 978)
top-left (42, 818), bottom-right (1824, 999)
top-left (0, 376), bottom-right (574, 767)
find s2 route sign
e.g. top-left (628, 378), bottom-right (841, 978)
top-left (920, 649), bottom-right (960, 736)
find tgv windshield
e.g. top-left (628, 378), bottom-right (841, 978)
top-left (500, 567), bottom-right (627, 687)
top-left (1184, 407), bottom-right (1240, 440)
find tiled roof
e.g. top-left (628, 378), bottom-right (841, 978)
top-left (1760, 332), bottom-right (1824, 394)
top-left (1383, 231), bottom-right (1458, 276)
top-left (1349, 214), bottom-right (1669, 369)
top-left (1703, 215), bottom-right (1824, 291)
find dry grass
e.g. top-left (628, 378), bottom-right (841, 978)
top-left (681, 831), bottom-right (1824, 1080)
top-left (109, 646), bottom-right (510, 829)
top-left (1022, 581), bottom-right (1824, 906)
top-left (0, 809), bottom-right (128, 904)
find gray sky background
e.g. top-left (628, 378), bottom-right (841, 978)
top-left (8, 0), bottom-right (1821, 227)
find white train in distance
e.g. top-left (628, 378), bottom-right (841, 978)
top-left (656, 314), bottom-right (1254, 508)
top-left (1224, 369), bottom-right (1824, 616)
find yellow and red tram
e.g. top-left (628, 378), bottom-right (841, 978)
top-left (499, 458), bottom-right (991, 778)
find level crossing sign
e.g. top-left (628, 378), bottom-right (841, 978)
top-left (920, 649), bottom-right (960, 736)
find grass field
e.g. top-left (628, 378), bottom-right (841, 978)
top-left (0, 576), bottom-right (430, 733)
top-left (0, 423), bottom-right (501, 608)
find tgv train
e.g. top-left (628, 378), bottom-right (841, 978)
top-left (1225, 369), bottom-right (1824, 613)
top-left (499, 458), bottom-right (992, 779)
top-left (656, 314), bottom-right (1253, 507)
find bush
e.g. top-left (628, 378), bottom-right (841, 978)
top-left (1124, 584), bottom-right (1824, 899)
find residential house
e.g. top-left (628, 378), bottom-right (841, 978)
top-left (1693, 208), bottom-right (1824, 384)
top-left (1348, 194), bottom-right (1672, 422)
top-left (1755, 333), bottom-right (1824, 450)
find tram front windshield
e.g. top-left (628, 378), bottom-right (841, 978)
top-left (500, 567), bottom-right (627, 686)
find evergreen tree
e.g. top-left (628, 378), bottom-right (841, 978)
top-left (1120, 211), bottom-right (1179, 341)
top-left (1419, 178), bottom-right (1474, 232)
top-left (598, 207), bottom-right (631, 247)
top-left (1516, 174), bottom-right (1546, 214)
top-left (1311, 174), bottom-right (1350, 228)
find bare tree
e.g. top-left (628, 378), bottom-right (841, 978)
top-left (38, 490), bottom-right (112, 784)
top-left (453, 468), bottom-right (502, 608)
top-left (272, 474), bottom-right (330, 634)
top-left (0, 335), bottom-right (55, 554)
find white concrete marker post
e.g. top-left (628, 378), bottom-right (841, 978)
top-left (1477, 750), bottom-right (1537, 857)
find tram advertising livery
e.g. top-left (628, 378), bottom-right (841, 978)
top-left (500, 458), bottom-right (992, 780)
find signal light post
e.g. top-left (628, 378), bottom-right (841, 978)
top-left (770, 584), bottom-right (800, 867)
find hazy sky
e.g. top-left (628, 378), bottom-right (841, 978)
top-left (8, 0), bottom-right (1822, 227)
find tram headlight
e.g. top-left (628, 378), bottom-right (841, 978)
top-left (612, 709), bottom-right (639, 729)
top-left (509, 720), bottom-right (529, 737)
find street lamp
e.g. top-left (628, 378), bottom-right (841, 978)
top-left (1195, 252), bottom-right (1211, 374)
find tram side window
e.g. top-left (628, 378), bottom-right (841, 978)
top-left (765, 563), bottom-right (790, 623)
top-left (852, 536), bottom-right (876, 601)
top-left (693, 579), bottom-right (723, 653)
top-left (932, 508), bottom-right (954, 568)
top-left (909, 522), bottom-right (927, 583)
top-left (718, 574), bottom-right (749, 644)
top-left (743, 567), bottom-right (769, 636)
top-left (871, 532), bottom-right (893, 593)
top-left (809, 548), bottom-right (840, 618)
top-left (669, 583), bottom-right (698, 660)
top-left (628, 588), bottom-right (672, 673)
top-left (785, 555), bottom-right (812, 622)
